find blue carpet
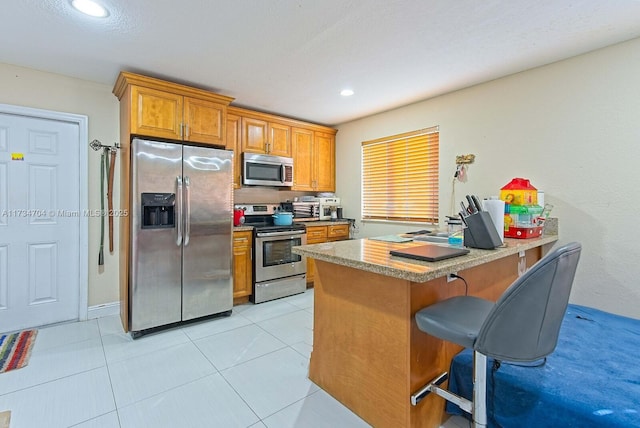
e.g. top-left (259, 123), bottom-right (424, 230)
top-left (447, 304), bottom-right (640, 427)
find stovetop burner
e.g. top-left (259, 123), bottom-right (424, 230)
top-left (253, 223), bottom-right (306, 233)
top-left (235, 203), bottom-right (306, 232)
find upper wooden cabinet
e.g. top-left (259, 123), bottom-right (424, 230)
top-left (291, 127), bottom-right (314, 190)
top-left (291, 128), bottom-right (336, 192)
top-left (241, 116), bottom-right (291, 157)
top-left (113, 72), bottom-right (234, 146)
top-left (313, 131), bottom-right (336, 192)
top-left (225, 106), bottom-right (337, 190)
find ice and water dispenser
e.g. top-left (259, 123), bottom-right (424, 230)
top-left (141, 193), bottom-right (175, 229)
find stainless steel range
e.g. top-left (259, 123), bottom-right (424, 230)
top-left (236, 204), bottom-right (307, 303)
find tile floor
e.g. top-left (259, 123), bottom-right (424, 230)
top-left (0, 289), bottom-right (469, 428)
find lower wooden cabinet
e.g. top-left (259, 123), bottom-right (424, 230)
top-left (233, 230), bottom-right (253, 299)
top-left (327, 224), bottom-right (350, 241)
top-left (305, 223), bottom-right (350, 284)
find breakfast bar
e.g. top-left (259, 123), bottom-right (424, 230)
top-left (292, 234), bottom-right (558, 428)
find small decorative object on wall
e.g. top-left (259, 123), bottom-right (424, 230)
top-left (455, 154), bottom-right (476, 165)
top-left (454, 154), bottom-right (475, 183)
top-left (450, 154), bottom-right (476, 215)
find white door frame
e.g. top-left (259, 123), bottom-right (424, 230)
top-left (0, 103), bottom-right (89, 321)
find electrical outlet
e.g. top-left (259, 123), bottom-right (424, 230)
top-left (447, 273), bottom-right (457, 283)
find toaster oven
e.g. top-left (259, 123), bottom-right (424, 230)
top-left (283, 201), bottom-right (320, 221)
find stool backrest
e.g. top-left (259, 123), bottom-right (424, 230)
top-left (475, 242), bottom-right (582, 361)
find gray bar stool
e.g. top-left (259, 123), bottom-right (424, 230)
top-left (412, 242), bottom-right (582, 427)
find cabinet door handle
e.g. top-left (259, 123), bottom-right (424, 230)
top-left (180, 123), bottom-right (184, 139)
top-left (185, 124), bottom-right (189, 139)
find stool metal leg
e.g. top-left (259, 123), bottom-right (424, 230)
top-left (410, 351), bottom-right (489, 428)
top-left (473, 351), bottom-right (488, 428)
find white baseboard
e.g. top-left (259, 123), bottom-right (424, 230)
top-left (87, 301), bottom-right (120, 319)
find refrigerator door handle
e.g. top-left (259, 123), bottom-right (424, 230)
top-left (184, 176), bottom-right (191, 246)
top-left (176, 176), bottom-right (183, 246)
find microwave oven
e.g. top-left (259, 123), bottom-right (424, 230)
top-left (243, 153), bottom-right (294, 187)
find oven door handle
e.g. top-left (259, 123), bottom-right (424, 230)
top-left (256, 230), bottom-right (306, 238)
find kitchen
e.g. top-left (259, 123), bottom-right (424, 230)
top-left (1, 3), bottom-right (637, 326)
top-left (1, 1), bottom-right (640, 427)
top-left (107, 71), bottom-right (354, 335)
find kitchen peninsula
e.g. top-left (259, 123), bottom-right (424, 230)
top-left (292, 233), bottom-right (558, 428)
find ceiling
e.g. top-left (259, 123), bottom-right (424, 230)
top-left (3, 1), bottom-right (640, 126)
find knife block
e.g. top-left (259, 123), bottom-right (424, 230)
top-left (463, 211), bottom-right (502, 249)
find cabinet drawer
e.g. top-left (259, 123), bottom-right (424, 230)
top-left (327, 224), bottom-right (349, 239)
top-left (233, 234), bottom-right (251, 248)
top-left (306, 226), bottom-right (328, 242)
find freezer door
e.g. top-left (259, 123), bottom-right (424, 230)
top-left (130, 139), bottom-right (183, 331)
top-left (182, 145), bottom-right (233, 320)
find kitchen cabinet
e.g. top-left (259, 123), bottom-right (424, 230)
top-left (327, 224), bottom-right (350, 241)
top-left (114, 72), bottom-right (233, 146)
top-left (233, 230), bottom-right (253, 300)
top-left (304, 223), bottom-right (350, 284)
top-left (241, 116), bottom-right (291, 157)
top-left (291, 128), bottom-right (336, 192)
top-left (314, 131), bottom-right (336, 192)
top-left (306, 225), bottom-right (329, 244)
top-left (228, 106), bottom-right (337, 189)
top-left (226, 113), bottom-right (242, 189)
top-left (291, 127), bottom-right (314, 190)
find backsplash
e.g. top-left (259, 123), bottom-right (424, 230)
top-left (233, 187), bottom-right (316, 204)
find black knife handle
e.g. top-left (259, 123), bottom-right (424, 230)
top-left (465, 195), bottom-right (477, 213)
top-left (472, 195), bottom-right (483, 212)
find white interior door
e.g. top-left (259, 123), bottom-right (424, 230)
top-left (0, 112), bottom-right (80, 332)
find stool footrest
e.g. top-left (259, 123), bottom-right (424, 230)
top-left (410, 371), bottom-right (473, 414)
top-left (432, 385), bottom-right (472, 414)
top-left (410, 372), bottom-right (448, 406)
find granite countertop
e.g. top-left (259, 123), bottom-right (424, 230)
top-left (292, 234), bottom-right (558, 283)
top-left (299, 220), bottom-right (351, 226)
top-left (233, 220), bottom-right (350, 232)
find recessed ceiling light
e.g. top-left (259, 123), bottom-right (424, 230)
top-left (340, 89), bottom-right (354, 97)
top-left (71, 0), bottom-right (109, 17)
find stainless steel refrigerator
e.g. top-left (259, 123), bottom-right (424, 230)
top-left (130, 138), bottom-right (233, 333)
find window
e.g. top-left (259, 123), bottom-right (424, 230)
top-left (361, 126), bottom-right (439, 223)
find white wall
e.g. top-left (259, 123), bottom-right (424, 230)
top-left (0, 63), bottom-right (120, 307)
top-left (335, 37), bottom-right (640, 318)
